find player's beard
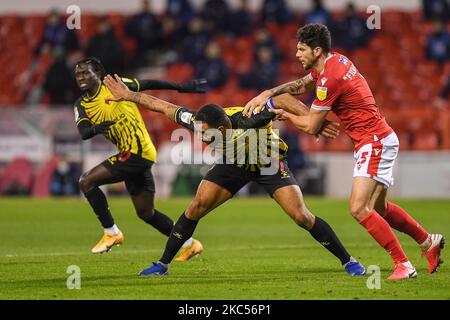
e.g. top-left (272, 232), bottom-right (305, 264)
top-left (303, 54), bottom-right (320, 71)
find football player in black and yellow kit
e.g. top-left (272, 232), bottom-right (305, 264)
top-left (74, 57), bottom-right (205, 259)
top-left (104, 74), bottom-right (366, 277)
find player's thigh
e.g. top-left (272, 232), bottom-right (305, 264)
top-left (272, 185), bottom-right (315, 229)
top-left (79, 162), bottom-right (123, 191)
top-left (203, 164), bottom-right (250, 197)
top-left (124, 166), bottom-right (155, 196)
top-left (349, 176), bottom-right (384, 220)
top-left (255, 159), bottom-right (298, 196)
top-left (373, 187), bottom-right (388, 216)
top-left (185, 180), bottom-right (233, 220)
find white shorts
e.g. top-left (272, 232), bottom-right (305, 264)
top-left (353, 132), bottom-right (399, 188)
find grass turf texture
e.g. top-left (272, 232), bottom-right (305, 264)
top-left (0, 197), bottom-right (449, 300)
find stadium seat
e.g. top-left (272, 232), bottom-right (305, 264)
top-left (323, 134), bottom-right (353, 152)
top-left (0, 157), bottom-right (33, 195)
top-left (166, 63), bottom-right (194, 82)
top-left (411, 132), bottom-right (440, 150)
top-left (300, 135), bottom-right (326, 152)
top-left (31, 157), bottom-right (59, 197)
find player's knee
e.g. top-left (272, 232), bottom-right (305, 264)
top-left (349, 202), bottom-right (368, 220)
top-left (293, 207), bottom-right (314, 229)
top-left (136, 207), bottom-right (154, 222)
top-left (185, 200), bottom-right (208, 220)
top-left (291, 205), bottom-right (314, 229)
top-left (78, 173), bottom-right (93, 193)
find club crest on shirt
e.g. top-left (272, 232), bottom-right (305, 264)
top-left (316, 86), bottom-right (328, 101)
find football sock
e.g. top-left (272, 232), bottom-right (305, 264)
top-left (84, 187), bottom-right (114, 228)
top-left (160, 213), bottom-right (198, 264)
top-left (182, 237), bottom-right (195, 248)
top-left (360, 210), bottom-right (409, 264)
top-left (307, 216), bottom-right (352, 265)
top-left (419, 235), bottom-right (432, 250)
top-left (145, 209), bottom-right (174, 237)
top-left (104, 224), bottom-right (120, 235)
top-left (383, 202), bottom-right (429, 245)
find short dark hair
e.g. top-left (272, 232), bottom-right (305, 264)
top-left (195, 104), bottom-right (230, 128)
top-left (74, 57), bottom-right (106, 79)
top-left (296, 24), bottom-right (331, 53)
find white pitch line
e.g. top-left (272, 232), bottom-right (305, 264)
top-left (0, 243), bottom-right (375, 259)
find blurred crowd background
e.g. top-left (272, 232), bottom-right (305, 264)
top-left (0, 0), bottom-right (449, 197)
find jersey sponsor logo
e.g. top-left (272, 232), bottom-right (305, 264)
top-left (180, 111), bottom-right (193, 124)
top-left (316, 86), bottom-right (328, 101)
top-left (321, 77), bottom-right (328, 86)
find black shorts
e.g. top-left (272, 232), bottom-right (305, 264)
top-left (102, 151), bottom-right (155, 195)
top-left (203, 159), bottom-right (298, 196)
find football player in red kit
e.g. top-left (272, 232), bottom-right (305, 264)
top-left (243, 24), bottom-right (444, 280)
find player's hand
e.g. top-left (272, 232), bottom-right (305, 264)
top-left (243, 90), bottom-right (272, 118)
top-left (318, 120), bottom-right (340, 139)
top-left (93, 121), bottom-right (116, 135)
top-left (178, 78), bottom-right (208, 93)
top-left (104, 74), bottom-right (131, 103)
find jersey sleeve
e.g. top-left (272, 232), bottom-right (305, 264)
top-left (121, 77), bottom-right (141, 92)
top-left (228, 106), bottom-right (276, 129)
top-left (74, 97), bottom-right (91, 126)
top-left (174, 107), bottom-right (196, 131)
top-left (311, 76), bottom-right (341, 111)
top-left (124, 78), bottom-right (183, 92)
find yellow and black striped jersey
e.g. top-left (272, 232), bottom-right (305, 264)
top-left (74, 78), bottom-right (157, 162)
top-left (174, 106), bottom-right (288, 171)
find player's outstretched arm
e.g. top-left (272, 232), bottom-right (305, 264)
top-left (104, 74), bottom-right (179, 120)
top-left (129, 78), bottom-right (207, 93)
top-left (268, 94), bottom-right (339, 139)
top-left (243, 74), bottom-right (315, 117)
top-left (270, 93), bottom-right (311, 116)
top-left (270, 108), bottom-right (331, 136)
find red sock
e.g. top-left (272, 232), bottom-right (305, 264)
top-left (359, 210), bottom-right (409, 264)
top-left (383, 202), bottom-right (429, 245)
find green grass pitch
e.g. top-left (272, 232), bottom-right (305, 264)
top-left (0, 196), bottom-right (449, 300)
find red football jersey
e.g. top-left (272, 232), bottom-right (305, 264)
top-left (308, 52), bottom-right (393, 150)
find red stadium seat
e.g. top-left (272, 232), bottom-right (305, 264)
top-left (166, 63), bottom-right (194, 82)
top-left (323, 134), bottom-right (353, 152)
top-left (300, 135), bottom-right (325, 152)
top-left (411, 132), bottom-right (439, 150)
top-left (0, 157), bottom-right (33, 194)
top-left (31, 157), bottom-right (59, 197)
top-left (205, 90), bottom-right (229, 106)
